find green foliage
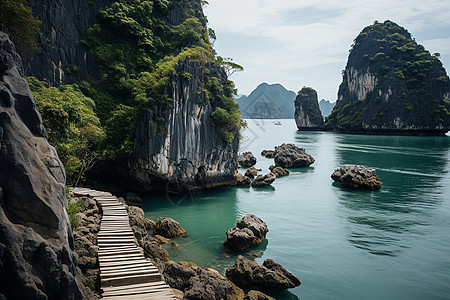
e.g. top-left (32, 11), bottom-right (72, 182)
top-left (0, 0), bottom-right (41, 50)
top-left (67, 198), bottom-right (84, 229)
top-left (27, 77), bottom-right (105, 186)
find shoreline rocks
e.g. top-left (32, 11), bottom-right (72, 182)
top-left (154, 217), bottom-right (187, 238)
top-left (236, 172), bottom-right (252, 186)
top-left (331, 165), bottom-right (382, 190)
top-left (226, 255), bottom-right (301, 292)
top-left (269, 165), bottom-right (290, 177)
top-left (261, 150), bottom-right (275, 158)
top-left (251, 173), bottom-right (276, 187)
top-left (239, 152), bottom-right (257, 167)
top-left (274, 143), bottom-right (315, 168)
top-left (224, 214), bottom-right (269, 252)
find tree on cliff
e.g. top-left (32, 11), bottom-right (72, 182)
top-left (0, 0), bottom-right (41, 50)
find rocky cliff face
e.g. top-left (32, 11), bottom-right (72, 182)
top-left (0, 32), bottom-right (87, 299)
top-left (21, 0), bottom-right (112, 85)
top-left (294, 87), bottom-right (324, 129)
top-left (128, 59), bottom-right (239, 191)
top-left (236, 83), bottom-right (296, 119)
top-left (327, 20), bottom-right (450, 134)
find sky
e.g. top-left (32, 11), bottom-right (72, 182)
top-left (203, 0), bottom-right (450, 102)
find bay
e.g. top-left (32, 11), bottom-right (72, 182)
top-left (142, 119), bottom-right (450, 299)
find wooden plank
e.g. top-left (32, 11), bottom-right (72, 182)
top-left (102, 285), bottom-right (172, 297)
top-left (102, 281), bottom-right (169, 292)
top-left (101, 273), bottom-right (163, 286)
top-left (101, 265), bottom-right (158, 274)
top-left (100, 268), bottom-right (160, 279)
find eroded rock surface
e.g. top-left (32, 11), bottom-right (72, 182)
top-left (261, 150), bottom-right (275, 158)
top-left (245, 166), bottom-right (261, 179)
top-left (224, 214), bottom-right (268, 252)
top-left (331, 165), bottom-right (382, 190)
top-left (238, 152), bottom-right (257, 167)
top-left (274, 143), bottom-right (314, 168)
top-left (251, 173), bottom-right (276, 187)
top-left (269, 165), bottom-right (290, 177)
top-left (226, 255), bottom-right (301, 292)
top-left (154, 217), bottom-right (187, 238)
top-left (0, 32), bottom-right (87, 299)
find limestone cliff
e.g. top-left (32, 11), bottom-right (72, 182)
top-left (294, 87), bottom-right (324, 129)
top-left (22, 0), bottom-right (112, 85)
top-left (326, 20), bottom-right (450, 134)
top-left (127, 59), bottom-right (239, 191)
top-left (0, 33), bottom-right (87, 299)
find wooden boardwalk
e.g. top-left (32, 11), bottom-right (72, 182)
top-left (71, 187), bottom-right (176, 299)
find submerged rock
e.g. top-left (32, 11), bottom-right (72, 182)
top-left (238, 152), bottom-right (257, 167)
top-left (154, 217), bottom-right (187, 238)
top-left (331, 165), bottom-right (382, 190)
top-left (226, 255), bottom-right (301, 291)
top-left (274, 143), bottom-right (314, 168)
top-left (251, 173), bottom-right (276, 187)
top-left (0, 32), bottom-right (87, 299)
top-left (224, 214), bottom-right (269, 252)
top-left (269, 165), bottom-right (290, 177)
top-left (261, 150), bottom-right (275, 158)
top-left (245, 166), bottom-right (262, 179)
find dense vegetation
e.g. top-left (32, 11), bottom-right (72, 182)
top-left (295, 87), bottom-right (323, 126)
top-left (0, 0), bottom-right (41, 50)
top-left (326, 20), bottom-right (450, 130)
top-left (27, 77), bottom-right (105, 186)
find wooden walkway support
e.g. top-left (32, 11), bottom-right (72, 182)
top-left (71, 187), bottom-right (176, 299)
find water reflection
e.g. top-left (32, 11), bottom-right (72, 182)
top-left (334, 134), bottom-right (450, 256)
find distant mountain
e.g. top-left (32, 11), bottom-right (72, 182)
top-left (319, 99), bottom-right (335, 117)
top-left (235, 83), bottom-right (296, 118)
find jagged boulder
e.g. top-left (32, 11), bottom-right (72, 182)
top-left (226, 256), bottom-right (301, 292)
top-left (261, 150), bottom-right (275, 158)
top-left (238, 152), bottom-right (257, 167)
top-left (274, 143), bottom-right (314, 168)
top-left (127, 206), bottom-right (155, 230)
top-left (294, 87), bottom-right (324, 130)
top-left (236, 172), bottom-right (252, 186)
top-left (246, 290), bottom-right (276, 300)
top-left (331, 165), bottom-right (382, 190)
top-left (0, 32), bottom-right (87, 299)
top-left (154, 217), bottom-right (187, 238)
top-left (224, 214), bottom-right (268, 252)
top-left (269, 165), bottom-right (290, 177)
top-left (163, 261), bottom-right (245, 300)
top-left (245, 166), bottom-right (261, 179)
top-left (251, 173), bottom-right (276, 187)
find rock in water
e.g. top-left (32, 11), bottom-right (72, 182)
top-left (224, 214), bottom-right (268, 252)
top-left (154, 217), bottom-right (187, 238)
top-left (251, 173), bottom-right (276, 187)
top-left (245, 166), bottom-right (261, 179)
top-left (331, 165), bottom-right (382, 190)
top-left (226, 255), bottom-right (301, 291)
top-left (236, 172), bottom-right (252, 186)
top-left (246, 290), bottom-right (276, 300)
top-left (274, 143), bottom-right (315, 168)
top-left (0, 32), bottom-right (86, 299)
top-left (294, 86), bottom-right (325, 130)
top-left (238, 152), bottom-right (257, 167)
top-left (326, 20), bottom-right (450, 135)
top-left (261, 150), bottom-right (275, 158)
top-left (269, 165), bottom-right (290, 177)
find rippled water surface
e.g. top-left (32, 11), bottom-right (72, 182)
top-left (142, 119), bottom-right (450, 299)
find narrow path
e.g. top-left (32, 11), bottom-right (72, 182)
top-left (72, 187), bottom-right (176, 299)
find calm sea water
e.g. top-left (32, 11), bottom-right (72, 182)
top-left (142, 119), bottom-right (450, 299)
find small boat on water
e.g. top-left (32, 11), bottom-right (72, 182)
top-left (274, 121), bottom-right (282, 125)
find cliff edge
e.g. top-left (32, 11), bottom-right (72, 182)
top-left (0, 32), bottom-right (87, 299)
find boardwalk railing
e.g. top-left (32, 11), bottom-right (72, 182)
top-left (72, 187), bottom-right (176, 299)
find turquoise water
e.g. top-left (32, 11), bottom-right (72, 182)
top-left (142, 119), bottom-right (450, 299)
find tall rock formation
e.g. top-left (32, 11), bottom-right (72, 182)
top-left (128, 59), bottom-right (239, 191)
top-left (0, 33), bottom-right (86, 299)
top-left (22, 0), bottom-right (112, 85)
top-left (326, 20), bottom-right (450, 135)
top-left (236, 83), bottom-right (296, 119)
top-left (294, 87), bottom-right (324, 130)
